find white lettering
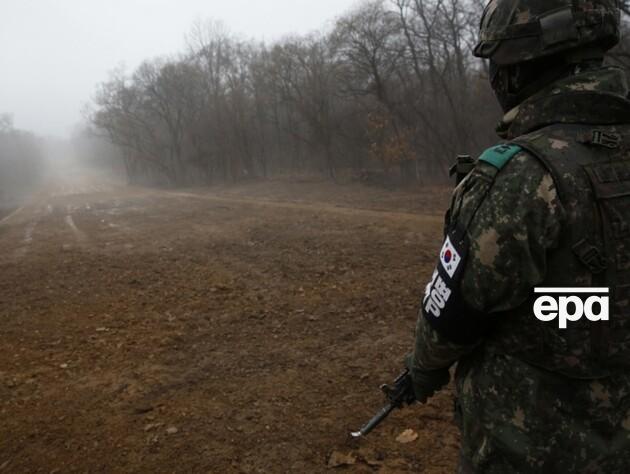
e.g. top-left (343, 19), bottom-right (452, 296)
top-left (425, 298), bottom-right (442, 317)
top-left (584, 296), bottom-right (610, 322)
top-left (533, 288), bottom-right (610, 329)
top-left (434, 277), bottom-right (452, 302)
top-left (533, 296), bottom-right (558, 322)
top-left (423, 270), bottom-right (439, 305)
top-left (424, 274), bottom-right (452, 318)
top-left (558, 296), bottom-right (583, 329)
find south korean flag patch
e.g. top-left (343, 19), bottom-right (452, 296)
top-left (440, 236), bottom-right (462, 278)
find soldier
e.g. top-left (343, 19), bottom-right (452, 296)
top-left (404, 0), bottom-right (630, 472)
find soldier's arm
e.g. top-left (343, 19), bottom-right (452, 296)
top-left (410, 150), bottom-right (566, 373)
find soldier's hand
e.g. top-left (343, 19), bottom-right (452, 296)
top-left (404, 354), bottom-right (451, 404)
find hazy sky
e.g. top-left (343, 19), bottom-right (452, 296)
top-left (0, 0), bottom-right (359, 138)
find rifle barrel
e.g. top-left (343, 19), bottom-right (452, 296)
top-left (350, 403), bottom-right (396, 438)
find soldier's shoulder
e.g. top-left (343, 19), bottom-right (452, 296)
top-left (453, 144), bottom-right (551, 202)
top-left (452, 144), bottom-right (560, 225)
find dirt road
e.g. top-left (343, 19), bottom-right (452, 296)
top-left (0, 179), bottom-right (458, 473)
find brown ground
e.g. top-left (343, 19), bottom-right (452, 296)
top-left (0, 178), bottom-right (459, 473)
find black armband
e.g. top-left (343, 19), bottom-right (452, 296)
top-left (422, 228), bottom-right (487, 345)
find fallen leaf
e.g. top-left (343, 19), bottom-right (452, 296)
top-left (396, 429), bottom-right (418, 444)
top-left (327, 451), bottom-right (357, 468)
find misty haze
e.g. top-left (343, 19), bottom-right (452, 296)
top-left (3, 1), bottom-right (630, 473)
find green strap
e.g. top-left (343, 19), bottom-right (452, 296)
top-left (478, 144), bottom-right (522, 171)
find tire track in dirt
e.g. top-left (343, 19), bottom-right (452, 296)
top-left (64, 215), bottom-right (87, 242)
top-left (0, 207), bottom-right (24, 225)
top-left (5, 198), bottom-right (51, 258)
top-left (63, 203), bottom-right (90, 247)
top-left (12, 218), bottom-right (39, 258)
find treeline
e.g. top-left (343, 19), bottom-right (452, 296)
top-left (91, 0), bottom-right (630, 187)
top-left (0, 114), bottom-right (44, 208)
top-left (89, 0), bottom-right (498, 187)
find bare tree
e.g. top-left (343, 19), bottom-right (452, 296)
top-left (90, 1), bottom-right (499, 187)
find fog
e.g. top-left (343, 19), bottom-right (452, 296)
top-left (1, 0), bottom-right (505, 206)
top-left (0, 0), bottom-right (359, 138)
top-left (7, 1), bottom-right (626, 203)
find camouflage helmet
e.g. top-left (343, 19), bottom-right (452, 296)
top-left (474, 0), bottom-right (621, 65)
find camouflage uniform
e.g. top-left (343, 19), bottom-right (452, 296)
top-left (404, 1), bottom-right (630, 471)
top-left (410, 66), bottom-right (630, 473)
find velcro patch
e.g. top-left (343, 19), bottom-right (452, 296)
top-left (478, 144), bottom-right (522, 171)
top-left (440, 236), bottom-right (462, 278)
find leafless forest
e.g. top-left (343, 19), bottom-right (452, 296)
top-left (3, 0), bottom-right (630, 196)
top-left (86, 0), bottom-right (498, 187)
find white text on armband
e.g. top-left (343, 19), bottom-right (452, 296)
top-left (423, 270), bottom-right (453, 318)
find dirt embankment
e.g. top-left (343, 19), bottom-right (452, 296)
top-left (0, 179), bottom-right (457, 473)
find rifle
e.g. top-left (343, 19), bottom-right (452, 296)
top-left (351, 369), bottom-right (413, 438)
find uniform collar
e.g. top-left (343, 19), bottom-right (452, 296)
top-left (497, 67), bottom-right (630, 139)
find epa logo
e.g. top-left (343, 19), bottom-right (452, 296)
top-left (533, 288), bottom-right (610, 329)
